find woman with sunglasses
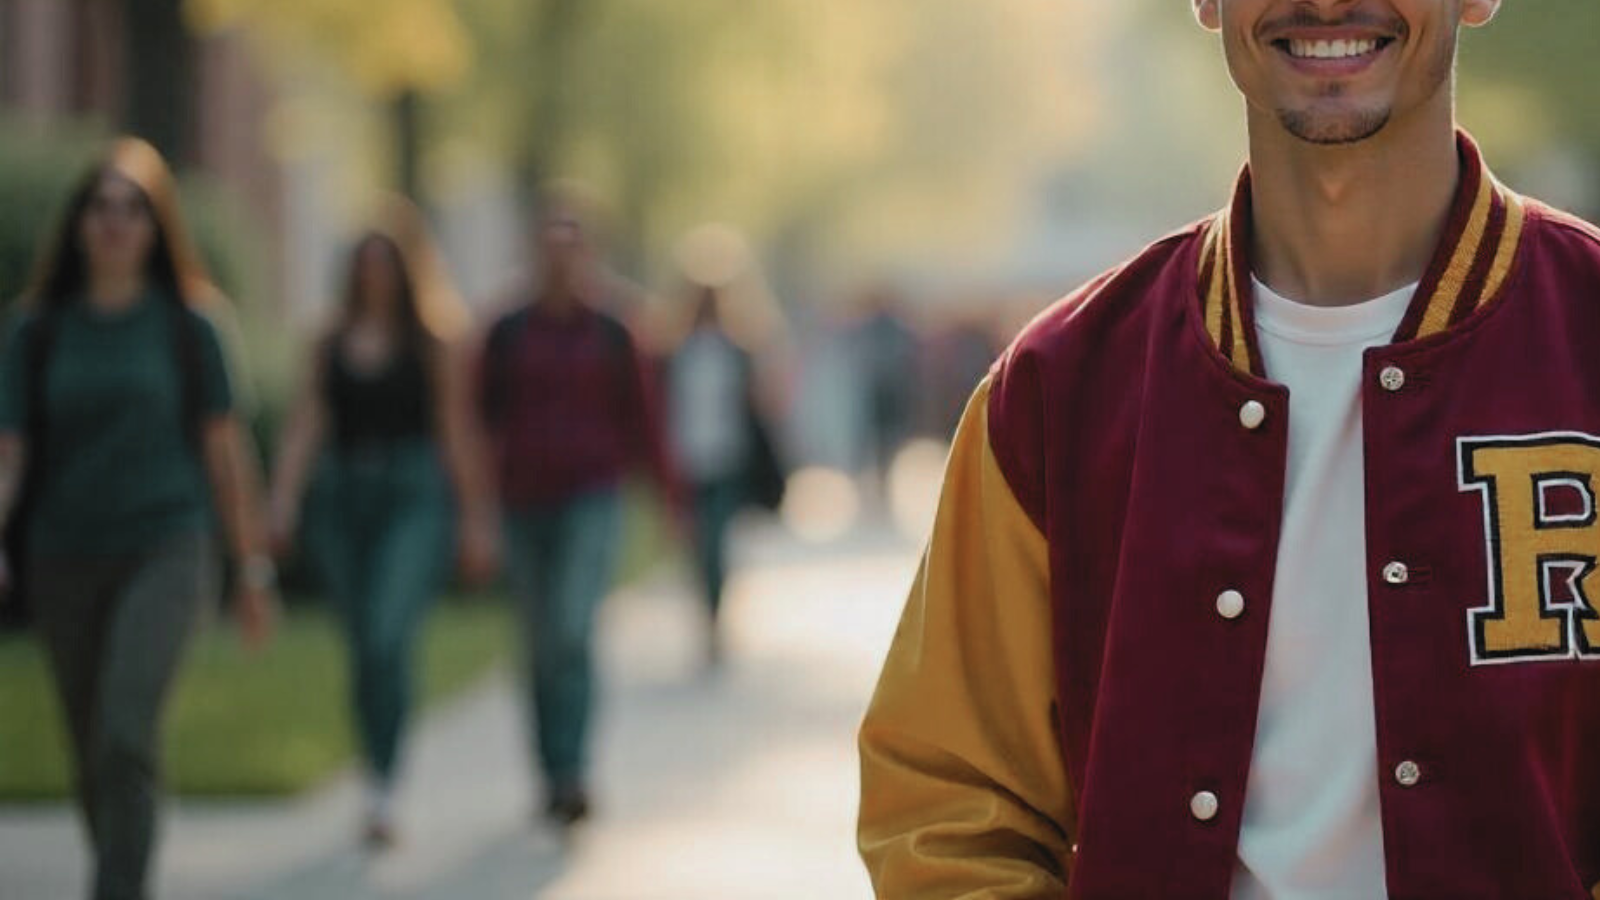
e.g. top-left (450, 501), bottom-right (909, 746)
top-left (0, 136), bottom-right (277, 900)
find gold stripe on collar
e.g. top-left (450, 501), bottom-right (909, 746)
top-left (1201, 217), bottom-right (1227, 350)
top-left (1416, 171), bottom-right (1495, 339)
top-left (1198, 210), bottom-right (1251, 372)
top-left (1478, 188), bottom-right (1526, 311)
top-left (1223, 222), bottom-right (1250, 370)
top-left (1197, 133), bottom-right (1527, 371)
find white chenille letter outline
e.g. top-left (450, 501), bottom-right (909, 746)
top-left (1458, 433), bottom-right (1600, 666)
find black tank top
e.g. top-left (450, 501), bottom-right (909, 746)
top-left (324, 338), bottom-right (433, 448)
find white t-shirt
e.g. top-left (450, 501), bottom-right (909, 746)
top-left (1229, 277), bottom-right (1415, 900)
top-left (669, 328), bottom-right (749, 481)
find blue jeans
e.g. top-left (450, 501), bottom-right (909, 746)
top-left (502, 488), bottom-right (622, 789)
top-left (691, 475), bottom-right (745, 621)
top-left (309, 441), bottom-right (452, 784)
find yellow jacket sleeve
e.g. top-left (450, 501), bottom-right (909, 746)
top-left (858, 376), bottom-right (1073, 898)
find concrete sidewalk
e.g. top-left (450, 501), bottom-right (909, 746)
top-left (0, 520), bottom-right (914, 899)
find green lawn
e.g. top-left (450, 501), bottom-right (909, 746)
top-left (0, 487), bottom-right (672, 802)
top-left (0, 597), bottom-right (512, 801)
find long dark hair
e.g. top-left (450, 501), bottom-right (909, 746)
top-left (26, 136), bottom-right (214, 313)
top-left (338, 232), bottom-right (428, 353)
top-left (334, 196), bottom-right (467, 351)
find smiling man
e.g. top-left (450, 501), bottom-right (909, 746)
top-left (859, 1), bottom-right (1600, 898)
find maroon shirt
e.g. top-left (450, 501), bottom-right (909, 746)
top-left (988, 132), bottom-right (1600, 897)
top-left (480, 302), bottom-right (673, 509)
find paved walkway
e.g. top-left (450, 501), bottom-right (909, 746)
top-left (0, 519), bottom-right (916, 900)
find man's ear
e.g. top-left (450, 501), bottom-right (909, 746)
top-left (1194, 0), bottom-right (1222, 32)
top-left (1461, 0), bottom-right (1502, 28)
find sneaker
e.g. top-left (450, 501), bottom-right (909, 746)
top-left (544, 784), bottom-right (591, 827)
top-left (363, 814), bottom-right (399, 851)
top-left (706, 627), bottom-right (725, 670)
top-left (362, 777), bottom-right (399, 851)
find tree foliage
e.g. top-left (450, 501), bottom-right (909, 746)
top-left (189, 0), bottom-right (1600, 291)
top-left (1458, 0), bottom-right (1600, 210)
top-left (190, 0), bottom-right (1106, 280)
top-left (454, 0), bottom-right (1108, 278)
top-left (188, 0), bottom-right (473, 96)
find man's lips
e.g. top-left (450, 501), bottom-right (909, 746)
top-left (1268, 30), bottom-right (1397, 75)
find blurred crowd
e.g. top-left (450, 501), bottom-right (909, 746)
top-left (0, 136), bottom-right (1028, 900)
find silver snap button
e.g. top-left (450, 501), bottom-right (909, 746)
top-left (1379, 366), bottom-right (1406, 392)
top-left (1190, 791), bottom-right (1220, 822)
top-left (1239, 400), bottom-right (1266, 430)
top-left (1382, 561), bottom-right (1409, 585)
top-left (1216, 590), bottom-right (1245, 620)
top-left (1395, 760), bottom-right (1422, 787)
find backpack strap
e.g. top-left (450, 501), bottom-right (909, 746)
top-left (23, 311), bottom-right (60, 448)
top-left (482, 307), bottom-right (530, 427)
top-left (4, 311), bottom-right (60, 621)
top-left (168, 303), bottom-right (206, 451)
top-left (594, 312), bottom-right (633, 359)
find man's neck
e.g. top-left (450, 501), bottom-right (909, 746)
top-left (1247, 106), bottom-right (1459, 307)
top-left (536, 287), bottom-right (583, 318)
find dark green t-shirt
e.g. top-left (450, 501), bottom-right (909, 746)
top-left (0, 293), bottom-right (234, 556)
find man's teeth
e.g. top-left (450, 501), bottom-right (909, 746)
top-left (1288, 38), bottom-right (1380, 59)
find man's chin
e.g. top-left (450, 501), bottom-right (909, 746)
top-left (1276, 107), bottom-right (1392, 146)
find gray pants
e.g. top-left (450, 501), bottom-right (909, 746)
top-left (31, 531), bottom-right (216, 900)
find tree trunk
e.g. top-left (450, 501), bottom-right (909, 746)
top-left (393, 89), bottom-right (423, 201)
top-left (518, 0), bottom-right (587, 207)
top-left (121, 0), bottom-right (196, 165)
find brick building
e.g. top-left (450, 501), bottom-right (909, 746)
top-left (0, 0), bottom-right (288, 307)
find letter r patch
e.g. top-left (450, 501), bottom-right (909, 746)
top-left (1458, 433), bottom-right (1600, 665)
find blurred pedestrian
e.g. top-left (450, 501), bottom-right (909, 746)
top-left (850, 285), bottom-right (918, 502)
top-left (0, 136), bottom-right (277, 900)
top-left (663, 281), bottom-right (785, 666)
top-left (478, 189), bottom-right (679, 826)
top-left (920, 307), bottom-right (1002, 439)
top-left (268, 198), bottom-right (496, 849)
